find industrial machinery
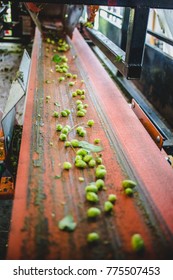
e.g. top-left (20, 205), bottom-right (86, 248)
top-left (0, 2), bottom-right (7, 37)
top-left (0, 1), bottom-right (173, 260)
top-left (0, 2), bottom-right (14, 197)
top-left (24, 2), bottom-right (84, 38)
top-left (0, 1), bottom-right (26, 40)
top-left (0, 131), bottom-right (14, 199)
top-left (0, 48), bottom-right (30, 198)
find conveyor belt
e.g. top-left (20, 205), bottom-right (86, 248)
top-left (7, 28), bottom-right (173, 260)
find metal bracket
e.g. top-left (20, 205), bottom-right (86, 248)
top-left (85, 6), bottom-right (149, 79)
top-left (131, 99), bottom-right (164, 149)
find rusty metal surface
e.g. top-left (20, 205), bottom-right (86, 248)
top-left (7, 28), bottom-right (173, 260)
top-left (0, 130), bottom-right (5, 161)
top-left (131, 99), bottom-right (164, 149)
top-left (0, 177), bottom-right (14, 198)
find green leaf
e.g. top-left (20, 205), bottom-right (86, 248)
top-left (114, 55), bottom-right (123, 62)
top-left (58, 215), bottom-right (77, 232)
top-left (52, 54), bottom-right (62, 63)
top-left (78, 141), bottom-right (103, 153)
top-left (54, 102), bottom-right (61, 107)
top-left (54, 175), bottom-right (61, 179)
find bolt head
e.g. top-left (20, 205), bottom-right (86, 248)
top-left (156, 136), bottom-right (161, 143)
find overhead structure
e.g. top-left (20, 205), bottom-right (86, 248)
top-left (15, 0), bottom-right (173, 78)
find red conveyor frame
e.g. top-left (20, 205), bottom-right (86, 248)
top-left (7, 28), bottom-right (173, 260)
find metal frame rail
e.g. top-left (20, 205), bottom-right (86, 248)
top-left (92, 5), bottom-right (173, 153)
top-left (147, 29), bottom-right (173, 47)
